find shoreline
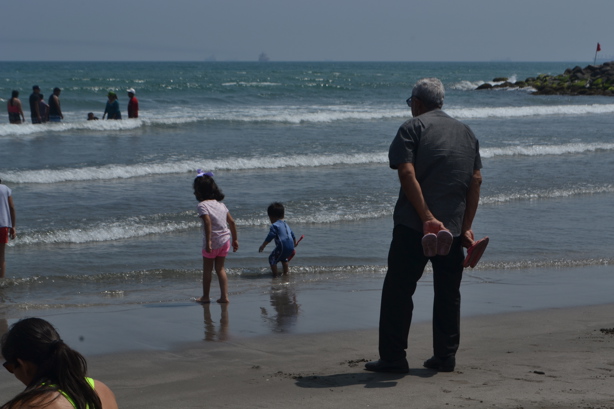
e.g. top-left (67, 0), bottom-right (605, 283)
top-left (1, 264), bottom-right (614, 356)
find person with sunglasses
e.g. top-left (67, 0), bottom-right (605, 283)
top-left (365, 78), bottom-right (483, 374)
top-left (1, 318), bottom-right (118, 409)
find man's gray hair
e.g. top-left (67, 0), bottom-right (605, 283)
top-left (412, 78), bottom-right (445, 109)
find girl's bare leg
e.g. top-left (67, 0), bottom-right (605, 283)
top-left (198, 257), bottom-right (214, 303)
top-left (215, 256), bottom-right (230, 303)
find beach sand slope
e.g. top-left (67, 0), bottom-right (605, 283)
top-left (1, 304), bottom-right (613, 408)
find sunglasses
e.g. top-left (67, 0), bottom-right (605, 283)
top-left (3, 361), bottom-right (16, 374)
top-left (406, 96), bottom-right (419, 107)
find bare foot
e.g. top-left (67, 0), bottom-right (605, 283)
top-left (197, 297), bottom-right (211, 303)
top-left (217, 298), bottom-right (229, 303)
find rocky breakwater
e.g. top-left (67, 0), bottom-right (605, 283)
top-left (477, 61), bottom-right (614, 96)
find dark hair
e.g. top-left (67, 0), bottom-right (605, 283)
top-left (39, 94), bottom-right (44, 101)
top-left (267, 202), bottom-right (285, 219)
top-left (193, 175), bottom-right (225, 202)
top-left (53, 87), bottom-right (61, 93)
top-left (1, 318), bottom-right (102, 409)
top-left (9, 91), bottom-right (18, 106)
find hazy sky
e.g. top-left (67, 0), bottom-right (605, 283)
top-left (2, 0), bottom-right (613, 62)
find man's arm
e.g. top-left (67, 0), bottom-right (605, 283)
top-left (460, 169), bottom-right (482, 248)
top-left (397, 162), bottom-right (445, 234)
top-left (54, 95), bottom-right (63, 118)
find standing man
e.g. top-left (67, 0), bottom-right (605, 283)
top-left (127, 88), bottom-right (139, 118)
top-left (0, 179), bottom-right (16, 279)
top-left (29, 85), bottom-right (42, 124)
top-left (48, 87), bottom-right (64, 122)
top-left (365, 78), bottom-right (482, 374)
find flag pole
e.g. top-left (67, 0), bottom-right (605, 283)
top-left (594, 43), bottom-right (601, 65)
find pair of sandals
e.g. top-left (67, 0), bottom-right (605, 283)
top-left (422, 231), bottom-right (489, 268)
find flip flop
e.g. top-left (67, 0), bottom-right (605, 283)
top-left (462, 237), bottom-right (489, 268)
top-left (436, 230), bottom-right (453, 256)
top-left (422, 233), bottom-right (438, 257)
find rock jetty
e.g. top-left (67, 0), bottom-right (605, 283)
top-left (477, 61), bottom-right (614, 96)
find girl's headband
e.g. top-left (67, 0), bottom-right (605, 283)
top-left (196, 169), bottom-right (214, 178)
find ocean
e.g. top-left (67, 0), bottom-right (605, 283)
top-left (1, 61), bottom-right (613, 334)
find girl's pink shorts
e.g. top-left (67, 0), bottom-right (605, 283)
top-left (202, 240), bottom-right (231, 259)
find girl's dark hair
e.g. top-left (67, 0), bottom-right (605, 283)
top-left (1, 318), bottom-right (102, 409)
top-left (193, 175), bottom-right (225, 202)
top-left (9, 90), bottom-right (18, 105)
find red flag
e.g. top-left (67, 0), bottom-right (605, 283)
top-left (597, 43), bottom-right (601, 52)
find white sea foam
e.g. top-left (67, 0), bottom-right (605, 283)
top-left (480, 142), bottom-right (614, 158)
top-left (450, 75), bottom-right (518, 91)
top-left (450, 80), bottom-right (486, 91)
top-left (3, 103), bottom-right (614, 137)
top-left (3, 152), bottom-right (388, 183)
top-left (481, 184), bottom-right (614, 205)
top-left (15, 218), bottom-right (198, 246)
top-left (4, 141), bottom-right (614, 183)
top-left (13, 208), bottom-right (394, 246)
top-left (11, 182), bottom-right (612, 246)
top-left (0, 119), bottom-right (143, 137)
top-left (222, 82), bottom-right (282, 87)
top-left (447, 104), bottom-right (614, 119)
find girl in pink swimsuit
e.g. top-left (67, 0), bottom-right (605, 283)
top-left (193, 170), bottom-right (239, 303)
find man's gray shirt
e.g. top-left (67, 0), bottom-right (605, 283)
top-left (389, 109), bottom-right (482, 237)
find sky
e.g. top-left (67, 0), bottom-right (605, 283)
top-left (2, 0), bottom-right (614, 62)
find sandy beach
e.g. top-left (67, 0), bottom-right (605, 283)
top-left (2, 266), bottom-right (614, 408)
top-left (3, 305), bottom-right (613, 409)
top-left (84, 305), bottom-right (614, 408)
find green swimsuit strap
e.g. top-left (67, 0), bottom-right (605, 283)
top-left (44, 377), bottom-right (95, 409)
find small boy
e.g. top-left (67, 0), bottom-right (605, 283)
top-left (259, 202), bottom-right (297, 275)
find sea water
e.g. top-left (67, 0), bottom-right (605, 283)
top-left (1, 61), bottom-right (613, 318)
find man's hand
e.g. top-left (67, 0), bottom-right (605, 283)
top-left (423, 219), bottom-right (446, 235)
top-left (461, 229), bottom-right (475, 249)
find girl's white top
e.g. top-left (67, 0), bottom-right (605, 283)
top-left (197, 200), bottom-right (231, 249)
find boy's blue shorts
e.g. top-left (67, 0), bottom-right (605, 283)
top-left (269, 246), bottom-right (295, 265)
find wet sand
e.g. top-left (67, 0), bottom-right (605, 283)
top-left (1, 266), bottom-right (614, 408)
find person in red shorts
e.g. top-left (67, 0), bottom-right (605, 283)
top-left (127, 88), bottom-right (139, 118)
top-left (0, 179), bottom-right (16, 279)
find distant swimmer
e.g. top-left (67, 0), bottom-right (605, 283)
top-left (38, 94), bottom-right (49, 123)
top-left (127, 88), bottom-right (139, 118)
top-left (102, 92), bottom-right (122, 120)
top-left (87, 112), bottom-right (99, 120)
top-left (48, 87), bottom-right (64, 122)
top-left (7, 91), bottom-right (25, 124)
top-left (29, 85), bottom-right (42, 124)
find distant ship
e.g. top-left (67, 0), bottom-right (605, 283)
top-left (258, 52), bottom-right (270, 62)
